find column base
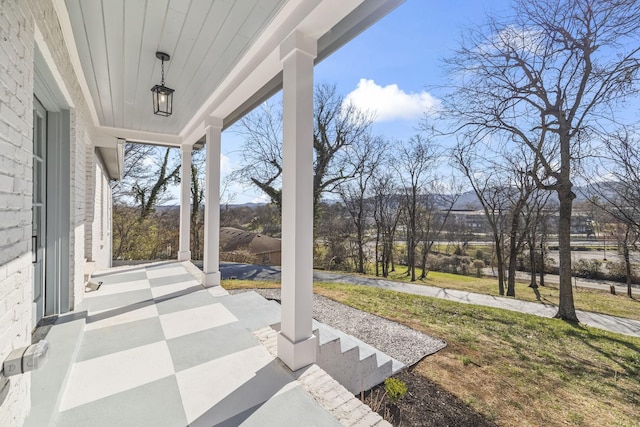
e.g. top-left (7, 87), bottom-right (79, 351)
top-left (177, 251), bottom-right (191, 261)
top-left (202, 271), bottom-right (221, 287)
top-left (277, 331), bottom-right (316, 371)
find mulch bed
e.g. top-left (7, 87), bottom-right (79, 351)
top-left (364, 368), bottom-right (498, 427)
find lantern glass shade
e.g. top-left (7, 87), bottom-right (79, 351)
top-left (151, 84), bottom-right (174, 116)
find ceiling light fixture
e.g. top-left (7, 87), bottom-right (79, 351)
top-left (151, 52), bottom-right (174, 117)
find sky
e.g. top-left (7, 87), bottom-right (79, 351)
top-left (216, 0), bottom-right (514, 204)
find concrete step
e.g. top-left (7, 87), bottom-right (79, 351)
top-left (311, 320), bottom-right (404, 394)
top-left (270, 313), bottom-right (404, 394)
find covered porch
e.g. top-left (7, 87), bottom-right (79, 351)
top-left (26, 261), bottom-right (387, 426)
top-left (63, 0), bottom-right (404, 372)
top-left (1, 1), bottom-right (408, 424)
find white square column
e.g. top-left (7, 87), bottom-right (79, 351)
top-left (177, 144), bottom-right (192, 261)
top-left (202, 117), bottom-right (222, 287)
top-left (277, 31), bottom-right (318, 371)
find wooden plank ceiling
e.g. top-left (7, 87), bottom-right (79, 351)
top-left (64, 0), bottom-right (286, 135)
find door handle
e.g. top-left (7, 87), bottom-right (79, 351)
top-left (32, 236), bottom-right (37, 263)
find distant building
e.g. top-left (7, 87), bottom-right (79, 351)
top-left (447, 210), bottom-right (490, 232)
top-left (220, 227), bottom-right (282, 266)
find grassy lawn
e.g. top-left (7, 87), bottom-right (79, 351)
top-left (224, 279), bottom-right (640, 427)
top-left (388, 269), bottom-right (640, 321)
top-left (315, 283), bottom-right (640, 427)
top-left (324, 266), bottom-right (640, 321)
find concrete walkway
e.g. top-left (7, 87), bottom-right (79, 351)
top-left (484, 268), bottom-right (640, 295)
top-left (218, 263), bottom-right (640, 338)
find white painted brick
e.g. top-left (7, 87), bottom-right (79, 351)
top-left (0, 270), bottom-right (21, 299)
top-left (0, 175), bottom-right (13, 194)
top-left (0, 0), bottom-right (102, 421)
top-left (0, 312), bottom-right (26, 354)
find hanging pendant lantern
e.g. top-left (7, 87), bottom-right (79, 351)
top-left (151, 52), bottom-right (174, 117)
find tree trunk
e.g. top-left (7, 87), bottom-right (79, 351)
top-left (356, 223), bottom-right (365, 273)
top-left (529, 239), bottom-right (538, 288)
top-left (555, 185), bottom-right (578, 321)
top-left (540, 240), bottom-right (546, 287)
top-left (419, 243), bottom-right (428, 280)
top-left (375, 226), bottom-right (380, 277)
top-left (624, 244), bottom-right (632, 298)
top-left (507, 241), bottom-right (517, 296)
top-left (390, 238), bottom-right (395, 273)
top-left (506, 209), bottom-right (521, 296)
top-left (623, 228), bottom-right (633, 298)
top-left (495, 239), bottom-right (505, 296)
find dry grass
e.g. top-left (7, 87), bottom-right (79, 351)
top-left (222, 280), bottom-right (281, 290)
top-left (314, 283), bottom-right (640, 427)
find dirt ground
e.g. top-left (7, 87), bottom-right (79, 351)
top-left (364, 368), bottom-right (497, 427)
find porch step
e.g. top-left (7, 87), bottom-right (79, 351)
top-left (312, 320), bottom-right (404, 394)
top-left (24, 312), bottom-right (87, 427)
top-left (271, 320), bottom-right (404, 394)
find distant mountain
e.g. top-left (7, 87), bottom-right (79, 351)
top-left (156, 182), bottom-right (621, 212)
top-left (223, 202), bottom-right (265, 209)
top-left (450, 181), bottom-right (621, 211)
top-left (452, 191), bottom-right (482, 210)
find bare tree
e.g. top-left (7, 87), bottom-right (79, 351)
top-left (119, 146), bottom-right (181, 218)
top-left (190, 149), bottom-right (205, 260)
top-left (111, 142), bottom-right (156, 203)
top-left (417, 181), bottom-right (460, 280)
top-left (444, 0), bottom-right (640, 320)
top-left (232, 102), bottom-right (283, 207)
top-left (587, 131), bottom-right (640, 297)
top-left (315, 202), bottom-right (352, 269)
top-left (372, 173), bottom-right (401, 278)
top-left (503, 153), bottom-right (539, 297)
top-left (233, 83), bottom-right (372, 230)
top-left (454, 144), bottom-right (510, 295)
top-left (523, 189), bottom-right (552, 289)
top-left (338, 135), bottom-right (386, 273)
top-left (112, 143), bottom-right (181, 260)
top-left (396, 135), bottom-right (440, 281)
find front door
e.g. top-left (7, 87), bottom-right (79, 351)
top-left (33, 96), bottom-right (47, 326)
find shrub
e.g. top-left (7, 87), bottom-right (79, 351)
top-left (606, 261), bottom-right (638, 283)
top-left (384, 378), bottom-right (407, 404)
top-left (428, 254), bottom-right (472, 275)
top-left (473, 259), bottom-right (486, 277)
top-left (520, 253), bottom-right (556, 273)
top-left (219, 248), bottom-right (256, 264)
top-left (572, 259), bottom-right (602, 279)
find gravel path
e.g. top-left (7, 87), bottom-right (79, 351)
top-left (229, 288), bottom-right (447, 366)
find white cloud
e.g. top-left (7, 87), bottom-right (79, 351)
top-left (344, 79), bottom-right (440, 122)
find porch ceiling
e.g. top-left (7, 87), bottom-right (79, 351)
top-left (57, 0), bottom-right (404, 147)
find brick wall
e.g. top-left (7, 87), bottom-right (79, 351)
top-left (95, 160), bottom-right (113, 270)
top-left (84, 138), bottom-right (96, 263)
top-left (70, 117), bottom-right (88, 307)
top-left (0, 0), bottom-right (106, 423)
top-left (85, 154), bottom-right (112, 270)
top-left (0, 0), bottom-right (36, 423)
